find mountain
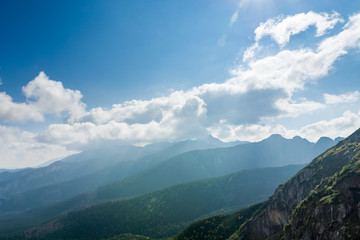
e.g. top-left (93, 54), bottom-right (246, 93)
top-left (96, 134), bottom-right (340, 200)
top-left (0, 144), bottom-right (158, 197)
top-left (0, 136), bottom-right (238, 197)
top-left (283, 157), bottom-right (360, 239)
top-left (174, 203), bottom-right (263, 240)
top-left (0, 134), bottom-right (340, 222)
top-left (229, 130), bottom-right (359, 240)
top-left (0, 137), bottom-right (240, 219)
top-left (313, 136), bottom-right (344, 153)
top-left (1, 164), bottom-right (304, 239)
top-left (1, 134), bottom-right (338, 222)
top-left (175, 128), bottom-right (360, 240)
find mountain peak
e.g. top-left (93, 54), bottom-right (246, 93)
top-left (262, 134), bottom-right (285, 142)
top-left (269, 133), bottom-right (283, 138)
top-left (291, 135), bottom-right (309, 142)
top-left (316, 136), bottom-right (333, 144)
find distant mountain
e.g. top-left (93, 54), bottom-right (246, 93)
top-left (19, 135), bottom-right (339, 217)
top-left (0, 137), bottom-right (240, 219)
top-left (1, 164), bottom-right (304, 239)
top-left (175, 129), bottom-right (360, 240)
top-left (313, 136), bottom-right (344, 153)
top-left (0, 134), bottom-right (340, 233)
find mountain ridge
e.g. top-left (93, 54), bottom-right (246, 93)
top-left (1, 164), bottom-right (305, 239)
top-left (173, 129), bottom-right (359, 240)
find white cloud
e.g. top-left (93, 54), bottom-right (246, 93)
top-left (255, 11), bottom-right (343, 46)
top-left (275, 98), bottom-right (325, 118)
top-left (38, 12), bottom-right (360, 149)
top-left (296, 111), bottom-right (360, 141)
top-left (22, 72), bottom-right (86, 122)
top-left (0, 93), bottom-right (43, 122)
top-left (244, 11), bottom-right (343, 61)
top-left (0, 72), bottom-right (86, 123)
top-left (324, 91), bottom-right (360, 104)
top-left (208, 121), bottom-right (292, 142)
top-left (0, 125), bottom-right (77, 169)
top-left (44, 93), bottom-right (208, 147)
top-left (209, 110), bottom-right (360, 143)
top-left (243, 42), bottom-right (260, 62)
top-left (2, 11), bottom-right (360, 168)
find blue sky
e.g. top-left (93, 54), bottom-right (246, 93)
top-left (1, 0), bottom-right (360, 168)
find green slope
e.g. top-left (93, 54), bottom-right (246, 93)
top-left (0, 145), bottom-right (154, 197)
top-left (75, 135), bottom-right (334, 204)
top-left (1, 164), bottom-right (304, 239)
top-left (0, 138), bottom-right (233, 219)
top-left (174, 129), bottom-right (360, 240)
top-left (283, 158), bottom-right (360, 239)
top-left (0, 134), bottom-right (339, 237)
top-left (230, 129), bottom-right (360, 240)
top-left (0, 135), bottom-right (330, 224)
top-left (174, 203), bottom-right (263, 240)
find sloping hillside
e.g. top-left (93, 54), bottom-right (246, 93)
top-left (0, 164), bottom-right (303, 239)
top-left (175, 129), bottom-right (360, 240)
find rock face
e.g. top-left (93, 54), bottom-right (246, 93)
top-left (284, 165), bottom-right (360, 239)
top-left (232, 129), bottom-right (360, 240)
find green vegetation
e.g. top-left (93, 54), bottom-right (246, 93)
top-left (0, 138), bottom-right (229, 220)
top-left (3, 164), bottom-right (303, 240)
top-left (283, 159), bottom-right (360, 239)
top-left (177, 128), bottom-right (360, 240)
top-left (0, 134), bottom-right (320, 233)
top-left (0, 133), bottom-right (344, 240)
top-left (174, 203), bottom-right (262, 240)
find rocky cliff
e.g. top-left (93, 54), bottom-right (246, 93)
top-left (230, 129), bottom-right (360, 240)
top-left (284, 159), bottom-right (360, 239)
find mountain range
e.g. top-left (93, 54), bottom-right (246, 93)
top-left (175, 129), bottom-right (360, 240)
top-left (0, 134), bottom-right (346, 239)
top-left (0, 135), bottom-right (338, 221)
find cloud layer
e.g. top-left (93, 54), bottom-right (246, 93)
top-left (1, 11), bottom-right (360, 168)
top-left (42, 11), bottom-right (360, 148)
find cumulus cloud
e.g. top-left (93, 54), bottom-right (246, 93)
top-left (296, 111), bottom-right (360, 142)
top-left (0, 125), bottom-right (77, 169)
top-left (2, 11), bottom-right (360, 167)
top-left (39, 12), bottom-right (360, 149)
top-left (0, 72), bottom-right (86, 123)
top-left (255, 11), bottom-right (343, 46)
top-left (274, 98), bottom-right (325, 118)
top-left (244, 11), bottom-right (343, 61)
top-left (324, 91), bottom-right (360, 104)
top-left (0, 93), bottom-right (43, 122)
top-left (44, 92), bottom-right (208, 147)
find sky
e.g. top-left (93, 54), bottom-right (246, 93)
top-left (1, 0), bottom-right (360, 168)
